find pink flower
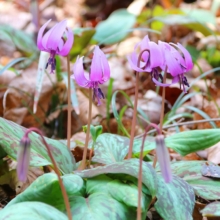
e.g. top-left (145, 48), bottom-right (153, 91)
top-left (72, 46), bottom-right (110, 106)
top-left (152, 41), bottom-right (193, 92)
top-left (37, 19), bottom-right (74, 73)
top-left (127, 35), bottom-right (164, 81)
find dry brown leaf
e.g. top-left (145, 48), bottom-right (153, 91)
top-left (2, 65), bottom-right (57, 128)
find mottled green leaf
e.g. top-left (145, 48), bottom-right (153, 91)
top-left (70, 28), bottom-right (96, 57)
top-left (7, 173), bottom-right (85, 211)
top-left (76, 159), bottom-right (157, 197)
top-left (146, 129), bottom-right (220, 156)
top-left (0, 117), bottom-right (76, 173)
top-left (171, 161), bottom-right (220, 200)
top-left (86, 175), bottom-right (150, 212)
top-left (0, 201), bottom-right (68, 220)
top-left (107, 179), bottom-right (151, 212)
top-left (91, 133), bottom-right (129, 164)
top-left (132, 136), bottom-right (155, 157)
top-left (155, 175), bottom-right (195, 220)
top-left (93, 9), bottom-right (136, 44)
top-left (70, 193), bottom-right (136, 220)
top-left (201, 202), bottom-right (220, 217)
top-left (166, 129), bottom-right (220, 155)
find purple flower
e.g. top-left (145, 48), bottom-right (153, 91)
top-left (152, 41), bottom-right (193, 92)
top-left (155, 135), bottom-right (172, 183)
top-left (17, 135), bottom-right (31, 182)
top-left (37, 19), bottom-right (74, 73)
top-left (72, 46), bottom-right (110, 106)
top-left (127, 35), bottom-right (164, 81)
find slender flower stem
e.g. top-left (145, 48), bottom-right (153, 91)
top-left (137, 123), bottom-right (160, 220)
top-left (78, 88), bottom-right (92, 170)
top-left (153, 67), bottom-right (167, 168)
top-left (128, 49), bottom-right (150, 159)
top-left (24, 128), bottom-right (72, 220)
top-left (67, 55), bottom-right (71, 149)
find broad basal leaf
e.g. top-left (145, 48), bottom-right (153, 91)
top-left (171, 161), bottom-right (220, 200)
top-left (70, 193), bottom-right (136, 220)
top-left (0, 201), bottom-right (67, 220)
top-left (91, 133), bottom-right (129, 164)
top-left (0, 117), bottom-right (76, 173)
top-left (6, 173), bottom-right (85, 211)
top-left (76, 159), bottom-right (157, 197)
top-left (155, 175), bottom-right (195, 220)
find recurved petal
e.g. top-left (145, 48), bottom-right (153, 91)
top-left (58, 28), bottom-right (74, 56)
top-left (90, 46), bottom-right (106, 82)
top-left (72, 57), bottom-right (90, 87)
top-left (37, 19), bottom-right (51, 50)
top-left (176, 43), bottom-right (193, 71)
top-left (46, 20), bottom-right (67, 52)
top-left (42, 28), bottom-right (53, 50)
top-left (127, 53), bottom-right (148, 72)
top-left (152, 77), bottom-right (173, 87)
top-left (99, 48), bottom-right (110, 82)
top-left (149, 41), bottom-right (164, 68)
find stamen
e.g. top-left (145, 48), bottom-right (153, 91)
top-left (45, 54), bottom-right (56, 73)
top-left (93, 87), bottom-right (105, 106)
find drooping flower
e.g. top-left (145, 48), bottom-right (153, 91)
top-left (17, 134), bottom-right (31, 182)
top-left (37, 19), bottom-right (74, 73)
top-left (127, 35), bottom-right (164, 81)
top-left (152, 41), bottom-right (193, 92)
top-left (72, 46), bottom-right (110, 106)
top-left (155, 134), bottom-right (172, 183)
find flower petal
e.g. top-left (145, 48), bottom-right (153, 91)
top-left (156, 135), bottom-right (172, 183)
top-left (127, 53), bottom-right (149, 72)
top-left (58, 28), bottom-right (74, 56)
top-left (37, 19), bottom-right (51, 50)
top-left (176, 43), bottom-right (193, 70)
top-left (152, 77), bottom-right (173, 87)
top-left (90, 46), bottom-right (110, 83)
top-left (149, 41), bottom-right (164, 68)
top-left (99, 48), bottom-right (110, 82)
top-left (46, 20), bottom-right (67, 52)
top-left (159, 42), bottom-right (183, 76)
top-left (72, 56), bottom-right (90, 87)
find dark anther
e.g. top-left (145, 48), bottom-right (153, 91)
top-left (183, 76), bottom-right (189, 87)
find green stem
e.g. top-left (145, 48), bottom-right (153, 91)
top-left (78, 88), bottom-right (92, 170)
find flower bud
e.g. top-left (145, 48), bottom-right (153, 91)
top-left (155, 135), bottom-right (172, 183)
top-left (17, 135), bottom-right (31, 182)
